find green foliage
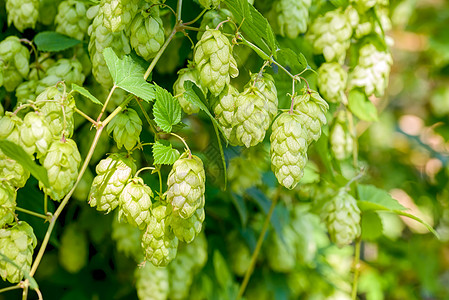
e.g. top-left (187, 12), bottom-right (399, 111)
top-left (34, 31), bottom-right (81, 52)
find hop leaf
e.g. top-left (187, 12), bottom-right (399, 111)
top-left (119, 177), bottom-right (153, 230)
top-left (173, 66), bottom-right (206, 114)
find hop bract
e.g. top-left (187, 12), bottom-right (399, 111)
top-left (55, 0), bottom-right (89, 40)
top-left (5, 0), bottom-right (38, 32)
top-left (119, 176), bottom-right (153, 230)
top-left (166, 153), bottom-right (206, 219)
top-left (0, 36), bottom-right (30, 92)
top-left (193, 28), bottom-right (239, 96)
top-left (106, 108), bottom-right (142, 151)
top-left (0, 182), bottom-right (16, 228)
top-left (89, 153), bottom-right (136, 213)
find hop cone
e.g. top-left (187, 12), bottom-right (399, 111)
top-left (39, 138), bottom-right (81, 201)
top-left (55, 0), bottom-right (89, 40)
top-left (0, 153), bottom-right (30, 188)
top-left (38, 0), bottom-right (59, 25)
top-left (16, 80), bottom-right (39, 104)
top-left (227, 230), bottom-right (251, 277)
top-left (112, 215), bottom-right (143, 261)
top-left (348, 43), bottom-right (393, 97)
top-left (106, 108), bottom-right (142, 151)
top-left (0, 222), bottom-right (37, 283)
top-left (88, 5), bottom-right (131, 87)
top-left (39, 58), bottom-right (86, 90)
top-left (135, 263), bottom-right (169, 300)
top-left (166, 153), bottom-right (206, 219)
top-left (141, 202), bottom-right (179, 266)
top-left (58, 224), bottom-right (88, 273)
top-left (197, 9), bottom-right (234, 40)
top-left (246, 72), bottom-right (278, 120)
top-left (0, 36), bottom-right (30, 91)
top-left (129, 7), bottom-right (165, 61)
top-left (20, 111), bottom-right (53, 158)
top-left (198, 0), bottom-right (222, 9)
top-left (173, 66), bottom-right (205, 114)
top-left (274, 0), bottom-right (312, 38)
top-left (169, 197), bottom-right (205, 243)
top-left (214, 85), bottom-right (239, 144)
top-left (89, 153), bottom-right (136, 213)
top-left (270, 112), bottom-right (309, 190)
top-left (119, 177), bottom-right (153, 230)
top-left (306, 8), bottom-right (353, 64)
top-left (193, 28), bottom-right (239, 96)
top-left (293, 88), bottom-right (329, 144)
top-left (321, 189), bottom-right (361, 247)
top-left (29, 55), bottom-right (55, 81)
top-left (234, 87), bottom-right (271, 147)
top-left (5, 0), bottom-right (38, 32)
top-left (0, 182), bottom-right (16, 228)
top-left (330, 111), bottom-right (353, 160)
top-left (0, 112), bottom-right (23, 151)
top-left (317, 62), bottom-right (348, 103)
top-left (101, 0), bottom-right (139, 32)
top-left (36, 86), bottom-right (76, 139)
top-left (266, 224), bottom-right (298, 273)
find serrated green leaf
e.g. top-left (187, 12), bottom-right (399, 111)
top-left (34, 31), bottom-right (81, 52)
top-left (103, 48), bottom-right (155, 103)
top-left (0, 140), bottom-right (50, 188)
top-left (153, 85), bottom-right (181, 133)
top-left (277, 48), bottom-right (308, 73)
top-left (152, 140), bottom-right (180, 165)
top-left (361, 211), bottom-right (383, 241)
top-left (357, 185), bottom-right (406, 212)
top-left (71, 83), bottom-right (102, 106)
top-left (348, 89), bottom-right (378, 121)
top-left (213, 250), bottom-right (233, 289)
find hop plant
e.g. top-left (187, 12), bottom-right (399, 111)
top-left (112, 215), bottom-right (143, 261)
top-left (135, 263), bottom-right (169, 300)
top-left (141, 202), bottom-right (179, 267)
top-left (0, 222), bottom-right (37, 283)
top-left (28, 55), bottom-right (55, 81)
top-left (270, 111), bottom-right (309, 190)
top-left (39, 138), bottom-right (81, 201)
top-left (246, 72), bottom-right (278, 120)
top-left (55, 0), bottom-right (89, 40)
top-left (197, 9), bottom-right (234, 40)
top-left (19, 111), bottom-right (53, 158)
top-left (129, 7), bottom-right (165, 61)
top-left (317, 62), bottom-right (348, 103)
top-left (233, 87), bottom-right (271, 147)
top-left (15, 80), bottom-right (39, 104)
top-left (58, 224), bottom-right (88, 273)
top-left (36, 86), bottom-right (76, 139)
top-left (0, 36), bottom-right (30, 92)
top-left (5, 0), bottom-right (38, 32)
top-left (173, 66), bottom-right (205, 114)
top-left (293, 88), bottom-right (329, 144)
top-left (214, 85), bottom-right (239, 144)
top-left (274, 0), bottom-right (312, 38)
top-left (119, 177), bottom-right (153, 230)
top-left (166, 152), bottom-right (206, 219)
top-left (306, 8), bottom-right (353, 64)
top-left (0, 112), bottom-right (23, 151)
top-left (0, 182), bottom-right (16, 228)
top-left (106, 108), bottom-right (142, 151)
top-left (266, 224), bottom-right (298, 273)
top-left (198, 0), bottom-right (222, 9)
top-left (169, 199), bottom-right (205, 243)
top-left (330, 111), bottom-right (353, 160)
top-left (193, 28), bottom-right (239, 96)
top-left (321, 188), bottom-right (361, 247)
top-left (89, 153), bottom-right (136, 213)
top-left (101, 0), bottom-right (139, 32)
top-left (227, 230), bottom-right (252, 277)
top-left (39, 58), bottom-right (86, 90)
top-left (348, 43), bottom-right (393, 97)
top-left (0, 154), bottom-right (30, 188)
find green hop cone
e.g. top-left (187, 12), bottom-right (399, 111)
top-left (246, 72), bottom-right (278, 120)
top-left (306, 8), bottom-right (353, 64)
top-left (274, 0), bottom-right (312, 38)
top-left (101, 0), bottom-right (139, 32)
top-left (106, 108), bottom-right (142, 151)
top-left (166, 153), bottom-right (206, 219)
top-left (0, 182), bottom-right (16, 228)
top-left (270, 111), bottom-right (308, 190)
top-left (0, 222), bottom-right (37, 283)
top-left (55, 0), bottom-right (89, 40)
top-left (233, 87), bottom-right (271, 147)
top-left (19, 111), bottom-right (53, 158)
top-left (321, 188), bottom-right (361, 247)
top-left (135, 263), bottom-right (169, 300)
top-left (129, 7), bottom-right (165, 61)
top-left (193, 28), bottom-right (239, 96)
top-left (173, 66), bottom-right (206, 114)
top-left (5, 0), bottom-right (38, 32)
top-left (317, 62), bottom-right (348, 103)
top-left (58, 224), bottom-right (88, 273)
top-left (266, 224), bottom-right (298, 273)
top-left (0, 153), bottom-right (30, 188)
top-left (38, 58), bottom-right (86, 91)
top-left (112, 214), bottom-right (144, 262)
top-left (28, 55), bottom-right (55, 81)
top-left (0, 112), bottom-right (23, 150)
top-left (198, 0), bottom-right (222, 9)
top-left (330, 111), bottom-right (353, 160)
top-left (348, 43), bottom-right (393, 97)
top-left (89, 153), bottom-right (137, 213)
top-left (214, 85), bottom-right (239, 144)
top-left (141, 202), bottom-right (179, 267)
top-left (119, 176), bottom-right (153, 230)
top-left (0, 36), bottom-right (30, 91)
top-left (197, 9), bottom-right (234, 40)
top-left (39, 138), bottom-right (81, 201)
top-left (15, 80), bottom-right (39, 104)
top-left (227, 230), bottom-right (251, 277)
top-left (293, 88), bottom-right (329, 144)
top-left (169, 197), bottom-right (205, 243)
